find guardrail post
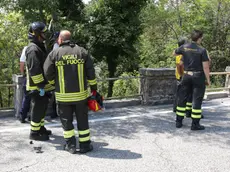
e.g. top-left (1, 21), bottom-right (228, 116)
top-left (139, 68), bottom-right (176, 105)
top-left (225, 66), bottom-right (230, 95)
top-left (12, 74), bottom-right (24, 118)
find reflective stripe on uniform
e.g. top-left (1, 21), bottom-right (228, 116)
top-left (63, 129), bottom-right (75, 139)
top-left (58, 66), bottom-right (65, 93)
top-left (79, 129), bottom-right (90, 135)
top-left (191, 114), bottom-right (202, 119)
top-left (78, 129), bottom-right (90, 142)
top-left (192, 109), bottom-right (202, 113)
top-left (78, 63), bottom-right (84, 92)
top-left (40, 118), bottom-right (45, 127)
top-left (176, 112), bottom-right (185, 117)
top-left (186, 102), bottom-right (192, 110)
top-left (48, 80), bottom-right (55, 85)
top-left (191, 108), bottom-right (202, 119)
top-left (186, 102), bottom-right (192, 106)
top-left (79, 136), bottom-right (90, 142)
top-left (55, 90), bottom-right (88, 102)
top-left (44, 84), bottom-right (55, 91)
top-left (176, 106), bottom-right (186, 111)
top-left (26, 84), bottom-right (54, 91)
top-left (31, 121), bottom-right (41, 131)
top-left (88, 79), bottom-right (97, 86)
top-left (31, 74), bottom-right (44, 84)
top-left (186, 107), bottom-right (192, 110)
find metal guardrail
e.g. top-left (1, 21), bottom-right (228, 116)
top-left (206, 72), bottom-right (230, 92)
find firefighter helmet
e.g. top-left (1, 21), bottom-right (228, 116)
top-left (28, 22), bottom-right (47, 39)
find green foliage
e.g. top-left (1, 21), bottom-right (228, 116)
top-left (0, 12), bottom-right (27, 83)
top-left (113, 71), bottom-right (139, 97)
top-left (84, 0), bottom-right (146, 96)
top-left (1, 0), bottom-right (230, 103)
top-left (0, 11), bottom-right (27, 107)
top-left (139, 0), bottom-right (230, 71)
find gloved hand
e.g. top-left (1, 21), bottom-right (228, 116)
top-left (91, 90), bottom-right (104, 109)
top-left (39, 88), bottom-right (45, 96)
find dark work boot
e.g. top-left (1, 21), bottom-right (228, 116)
top-left (29, 131), bottom-right (49, 141)
top-left (64, 136), bottom-right (77, 154)
top-left (39, 126), bottom-right (52, 135)
top-left (191, 119), bottom-right (205, 130)
top-left (176, 116), bottom-right (184, 128)
top-left (79, 142), bottom-right (93, 154)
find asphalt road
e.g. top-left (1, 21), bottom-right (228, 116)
top-left (0, 98), bottom-right (230, 172)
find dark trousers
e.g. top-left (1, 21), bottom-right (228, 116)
top-left (173, 79), bottom-right (193, 114)
top-left (176, 72), bottom-right (206, 122)
top-left (20, 78), bottom-right (31, 120)
top-left (30, 94), bottom-right (49, 133)
top-left (57, 99), bottom-right (90, 147)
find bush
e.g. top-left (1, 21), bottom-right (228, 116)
top-left (112, 71), bottom-right (139, 97)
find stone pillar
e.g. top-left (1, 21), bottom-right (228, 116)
top-left (225, 66), bottom-right (230, 94)
top-left (140, 68), bottom-right (176, 105)
top-left (12, 74), bottom-right (24, 118)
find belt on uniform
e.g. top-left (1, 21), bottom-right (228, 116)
top-left (184, 71), bottom-right (203, 76)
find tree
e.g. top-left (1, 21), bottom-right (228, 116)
top-left (139, 0), bottom-right (230, 72)
top-left (0, 11), bottom-right (27, 107)
top-left (84, 0), bottom-right (146, 97)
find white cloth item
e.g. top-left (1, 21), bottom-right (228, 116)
top-left (19, 46), bottom-right (27, 62)
top-left (53, 43), bottom-right (59, 50)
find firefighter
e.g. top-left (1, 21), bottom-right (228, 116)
top-left (19, 46), bottom-right (31, 123)
top-left (25, 22), bottom-right (54, 141)
top-left (174, 30), bottom-right (210, 130)
top-left (43, 30), bottom-right (97, 154)
top-left (173, 38), bottom-right (187, 112)
top-left (173, 38), bottom-right (193, 118)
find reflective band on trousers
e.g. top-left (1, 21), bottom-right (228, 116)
top-left (40, 118), bottom-right (45, 127)
top-left (176, 112), bottom-right (185, 117)
top-left (186, 102), bottom-right (192, 106)
top-left (191, 114), bottom-right (202, 119)
top-left (192, 109), bottom-right (202, 113)
top-left (191, 108), bottom-right (202, 118)
top-left (78, 129), bottom-right (90, 142)
top-left (63, 129), bottom-right (75, 139)
top-left (78, 129), bottom-right (90, 135)
top-left (186, 106), bottom-right (192, 110)
top-left (31, 121), bottom-right (41, 131)
top-left (79, 136), bottom-right (90, 142)
top-left (55, 90), bottom-right (88, 102)
top-left (177, 106), bottom-right (186, 111)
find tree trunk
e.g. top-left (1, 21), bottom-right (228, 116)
top-left (106, 56), bottom-right (117, 97)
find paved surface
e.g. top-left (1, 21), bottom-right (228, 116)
top-left (0, 98), bottom-right (230, 172)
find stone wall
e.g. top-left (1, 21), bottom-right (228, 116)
top-left (139, 68), bottom-right (176, 105)
top-left (12, 74), bottom-right (54, 118)
top-left (12, 74), bottom-right (24, 118)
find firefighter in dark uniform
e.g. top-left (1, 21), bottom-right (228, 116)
top-left (44, 30), bottom-right (97, 154)
top-left (26, 22), bottom-right (54, 141)
top-left (173, 38), bottom-right (193, 118)
top-left (174, 30), bottom-right (210, 130)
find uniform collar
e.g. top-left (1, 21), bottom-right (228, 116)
top-left (60, 40), bottom-right (70, 47)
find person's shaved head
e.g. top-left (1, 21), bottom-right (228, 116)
top-left (59, 30), bottom-right (71, 41)
top-left (58, 30), bottom-right (71, 45)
